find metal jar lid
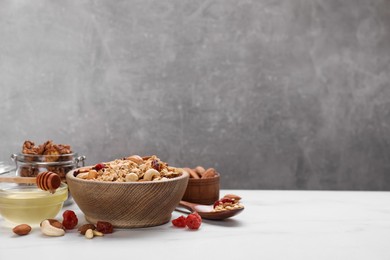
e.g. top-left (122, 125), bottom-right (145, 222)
top-left (11, 153), bottom-right (86, 167)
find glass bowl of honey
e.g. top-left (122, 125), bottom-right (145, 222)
top-left (0, 180), bottom-right (68, 226)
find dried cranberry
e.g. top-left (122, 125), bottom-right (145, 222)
top-left (96, 221), bottom-right (113, 234)
top-left (213, 198), bottom-right (235, 208)
top-left (185, 213), bottom-right (202, 230)
top-left (172, 216), bottom-right (186, 228)
top-left (62, 210), bottom-right (78, 229)
top-left (213, 200), bottom-right (221, 208)
top-left (220, 198), bottom-right (235, 204)
top-left (94, 163), bottom-right (105, 171)
top-left (151, 160), bottom-right (161, 171)
top-left (192, 212), bottom-right (201, 222)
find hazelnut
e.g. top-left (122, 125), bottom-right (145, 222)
top-left (78, 224), bottom-right (96, 235)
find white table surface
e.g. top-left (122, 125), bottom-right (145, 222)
top-left (1, 189), bottom-right (390, 260)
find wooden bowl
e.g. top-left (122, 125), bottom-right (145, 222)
top-left (182, 173), bottom-right (220, 205)
top-left (66, 168), bottom-right (189, 228)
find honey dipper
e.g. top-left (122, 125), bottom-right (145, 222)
top-left (0, 171), bottom-right (61, 193)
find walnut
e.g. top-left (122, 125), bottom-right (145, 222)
top-left (19, 140), bottom-right (73, 179)
top-left (22, 140), bottom-right (38, 155)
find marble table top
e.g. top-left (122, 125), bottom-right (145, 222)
top-left (1, 189), bottom-right (389, 260)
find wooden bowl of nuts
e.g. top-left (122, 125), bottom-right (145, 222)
top-left (66, 155), bottom-right (189, 228)
top-left (181, 166), bottom-right (220, 205)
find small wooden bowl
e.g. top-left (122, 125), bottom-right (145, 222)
top-left (66, 168), bottom-right (189, 228)
top-left (182, 173), bottom-right (220, 205)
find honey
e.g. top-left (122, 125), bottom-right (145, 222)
top-left (0, 184), bottom-right (68, 226)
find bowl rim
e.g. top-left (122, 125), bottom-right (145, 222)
top-left (66, 166), bottom-right (189, 185)
top-left (0, 182), bottom-right (68, 194)
top-left (187, 171), bottom-right (220, 181)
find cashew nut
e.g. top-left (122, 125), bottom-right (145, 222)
top-left (40, 219), bottom-right (65, 237)
top-left (125, 172), bottom-right (139, 182)
top-left (143, 169), bottom-right (160, 181)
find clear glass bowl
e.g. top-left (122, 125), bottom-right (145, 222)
top-left (0, 162), bottom-right (15, 175)
top-left (0, 181), bottom-right (68, 226)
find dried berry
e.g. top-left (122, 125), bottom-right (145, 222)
top-left (62, 210), bottom-right (78, 230)
top-left (213, 198), bottom-right (235, 208)
top-left (185, 213), bottom-right (202, 230)
top-left (151, 159), bottom-right (161, 171)
top-left (96, 221), bottom-right (113, 234)
top-left (192, 212), bottom-right (201, 222)
top-left (94, 163), bottom-right (105, 171)
top-left (172, 216), bottom-right (186, 228)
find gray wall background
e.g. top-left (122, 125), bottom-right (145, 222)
top-left (0, 0), bottom-right (389, 190)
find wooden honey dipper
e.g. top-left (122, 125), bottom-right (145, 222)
top-left (0, 171), bottom-right (61, 193)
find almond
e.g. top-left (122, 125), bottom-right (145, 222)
top-left (184, 167), bottom-right (200, 179)
top-left (194, 166), bottom-right (206, 176)
top-left (13, 224), bottom-right (32, 236)
top-left (127, 155), bottom-right (144, 165)
top-left (202, 168), bottom-right (217, 178)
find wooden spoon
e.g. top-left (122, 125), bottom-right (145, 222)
top-left (178, 200), bottom-right (244, 220)
top-left (0, 171), bottom-right (61, 193)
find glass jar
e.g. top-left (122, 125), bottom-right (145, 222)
top-left (10, 153), bottom-right (86, 205)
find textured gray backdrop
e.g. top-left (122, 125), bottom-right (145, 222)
top-left (1, 0), bottom-right (389, 190)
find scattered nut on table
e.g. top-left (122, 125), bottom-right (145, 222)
top-left (40, 219), bottom-right (65, 237)
top-left (12, 224), bottom-right (32, 236)
top-left (78, 224), bottom-right (96, 235)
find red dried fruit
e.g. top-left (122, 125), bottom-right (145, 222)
top-left (192, 212), bottom-right (201, 221)
top-left (151, 160), bottom-right (161, 171)
top-left (185, 213), bottom-right (202, 230)
top-left (213, 198), bottom-right (235, 208)
top-left (94, 163), bottom-right (105, 171)
top-left (96, 221), bottom-right (113, 234)
top-left (62, 210), bottom-right (78, 229)
top-left (172, 216), bottom-right (186, 228)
